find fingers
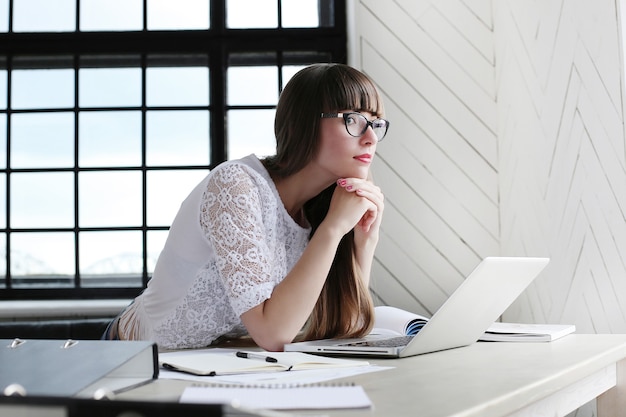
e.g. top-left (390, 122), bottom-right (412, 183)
top-left (337, 178), bottom-right (384, 208)
top-left (358, 209), bottom-right (376, 232)
top-left (336, 178), bottom-right (384, 232)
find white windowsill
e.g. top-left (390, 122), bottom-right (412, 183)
top-left (0, 299), bottom-right (131, 320)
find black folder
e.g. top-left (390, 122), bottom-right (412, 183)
top-left (0, 338), bottom-right (158, 398)
top-left (0, 395), bottom-right (227, 417)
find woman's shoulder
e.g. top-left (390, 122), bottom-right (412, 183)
top-left (209, 154), bottom-right (274, 191)
top-left (211, 154), bottom-right (264, 178)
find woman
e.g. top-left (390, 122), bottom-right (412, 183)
top-left (104, 63), bottom-right (390, 351)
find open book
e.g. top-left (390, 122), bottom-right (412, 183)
top-left (373, 305), bottom-right (575, 342)
top-left (160, 349), bottom-right (369, 376)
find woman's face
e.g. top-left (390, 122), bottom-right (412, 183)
top-left (315, 110), bottom-right (379, 181)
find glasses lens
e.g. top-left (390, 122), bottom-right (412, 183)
top-left (372, 119), bottom-right (388, 141)
top-left (344, 113), bottom-right (367, 137)
top-left (342, 113), bottom-right (389, 141)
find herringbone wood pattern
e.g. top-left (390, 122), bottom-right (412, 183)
top-left (355, 0), bottom-right (626, 340)
top-left (353, 2), bottom-right (626, 415)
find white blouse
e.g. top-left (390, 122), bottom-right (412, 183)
top-left (118, 154), bottom-right (311, 349)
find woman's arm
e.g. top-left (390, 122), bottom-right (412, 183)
top-left (338, 178), bottom-right (385, 287)
top-left (241, 182), bottom-right (379, 351)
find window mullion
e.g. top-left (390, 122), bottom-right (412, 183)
top-left (0, 0), bottom-right (347, 299)
top-left (73, 54), bottom-right (80, 289)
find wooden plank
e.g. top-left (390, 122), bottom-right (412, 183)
top-left (359, 0), bottom-right (498, 159)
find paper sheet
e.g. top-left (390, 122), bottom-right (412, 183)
top-left (180, 384), bottom-right (372, 410)
top-left (159, 348), bottom-right (392, 385)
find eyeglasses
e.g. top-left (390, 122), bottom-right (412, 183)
top-left (320, 112), bottom-right (390, 142)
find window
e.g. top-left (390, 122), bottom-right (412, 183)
top-left (0, 0), bottom-right (346, 299)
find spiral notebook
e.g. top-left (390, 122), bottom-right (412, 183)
top-left (180, 383), bottom-right (372, 410)
top-left (285, 257), bottom-right (550, 358)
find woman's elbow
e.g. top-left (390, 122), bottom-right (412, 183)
top-left (240, 303), bottom-right (300, 351)
top-left (251, 331), bottom-right (294, 352)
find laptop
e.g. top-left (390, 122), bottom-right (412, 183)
top-left (284, 256), bottom-right (549, 358)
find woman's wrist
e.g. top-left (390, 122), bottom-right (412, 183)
top-left (315, 220), bottom-right (349, 245)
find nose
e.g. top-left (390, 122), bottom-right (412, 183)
top-left (361, 125), bottom-right (378, 145)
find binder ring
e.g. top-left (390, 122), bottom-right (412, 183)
top-left (3, 383), bottom-right (27, 397)
top-left (62, 339), bottom-right (79, 349)
top-left (7, 338), bottom-right (25, 349)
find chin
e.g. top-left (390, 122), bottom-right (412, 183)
top-left (355, 168), bottom-right (371, 179)
top-left (343, 171), bottom-right (369, 180)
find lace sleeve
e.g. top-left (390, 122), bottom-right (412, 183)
top-left (200, 163), bottom-right (276, 317)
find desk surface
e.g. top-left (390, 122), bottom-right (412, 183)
top-left (118, 334), bottom-right (626, 417)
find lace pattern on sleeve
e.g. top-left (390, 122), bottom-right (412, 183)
top-left (153, 263), bottom-right (249, 349)
top-left (200, 163), bottom-right (279, 317)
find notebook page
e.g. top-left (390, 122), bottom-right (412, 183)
top-left (180, 385), bottom-right (372, 410)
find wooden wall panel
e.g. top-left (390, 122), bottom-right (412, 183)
top-left (353, 1), bottom-right (626, 415)
top-left (354, 0), bottom-right (498, 314)
top-left (494, 0), bottom-right (626, 345)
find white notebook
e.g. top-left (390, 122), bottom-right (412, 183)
top-left (180, 384), bottom-right (372, 410)
top-left (160, 349), bottom-right (369, 376)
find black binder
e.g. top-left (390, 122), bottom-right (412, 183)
top-left (0, 339), bottom-right (158, 398)
top-left (0, 395), bottom-right (227, 417)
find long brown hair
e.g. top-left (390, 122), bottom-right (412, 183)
top-left (263, 63), bottom-right (384, 340)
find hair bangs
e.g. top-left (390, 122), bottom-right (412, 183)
top-left (322, 69), bottom-right (384, 117)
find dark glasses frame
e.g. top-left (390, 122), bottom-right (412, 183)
top-left (320, 112), bottom-right (390, 141)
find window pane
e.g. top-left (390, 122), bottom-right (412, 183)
top-left (147, 169), bottom-right (209, 226)
top-left (227, 66), bottom-right (278, 105)
top-left (79, 171), bottom-right (143, 227)
top-left (11, 172), bottom-right (74, 228)
top-left (282, 0), bottom-right (319, 28)
top-left (147, 67), bottom-right (209, 107)
top-left (0, 69), bottom-right (6, 108)
top-left (0, 0), bottom-right (7, 32)
top-left (147, 0), bottom-right (209, 30)
top-left (80, 0), bottom-right (143, 32)
top-left (13, 0), bottom-right (76, 32)
top-left (0, 233), bottom-right (5, 287)
top-left (146, 110), bottom-right (209, 166)
top-left (147, 230), bottom-right (167, 274)
top-left (11, 232), bottom-right (75, 287)
top-left (0, 115), bottom-right (5, 169)
top-left (281, 65), bottom-right (306, 88)
top-left (79, 231), bottom-right (143, 287)
top-left (0, 174), bottom-right (5, 228)
top-left (228, 109), bottom-right (275, 159)
top-left (79, 111), bottom-right (142, 167)
top-left (11, 69), bottom-right (74, 109)
top-left (79, 68), bottom-right (142, 108)
top-left (11, 112), bottom-right (74, 169)
top-left (227, 0), bottom-right (278, 28)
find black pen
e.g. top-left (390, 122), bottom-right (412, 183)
top-left (236, 351), bottom-right (278, 363)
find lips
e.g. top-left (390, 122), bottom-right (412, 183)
top-left (354, 154), bottom-right (372, 163)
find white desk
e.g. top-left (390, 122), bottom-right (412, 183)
top-left (120, 334), bottom-right (626, 417)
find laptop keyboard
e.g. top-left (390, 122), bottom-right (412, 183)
top-left (340, 335), bottom-right (414, 348)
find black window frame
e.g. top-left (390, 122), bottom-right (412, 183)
top-left (0, 0), bottom-right (347, 300)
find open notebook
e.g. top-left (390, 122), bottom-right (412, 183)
top-left (285, 257), bottom-right (549, 358)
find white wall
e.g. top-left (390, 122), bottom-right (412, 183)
top-left (351, 0), bottom-right (499, 316)
top-left (352, 1), bottom-right (626, 415)
top-left (494, 0), bottom-right (626, 335)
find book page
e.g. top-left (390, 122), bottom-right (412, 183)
top-left (372, 306), bottom-right (429, 336)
